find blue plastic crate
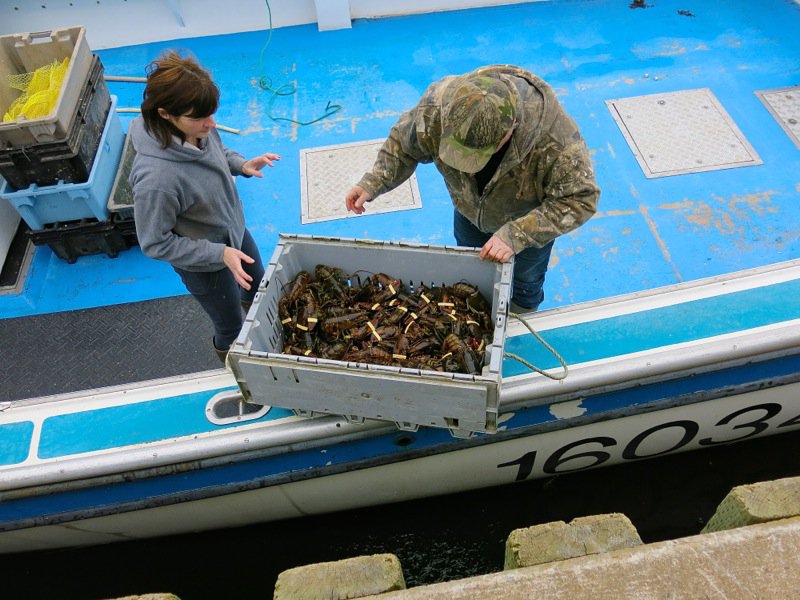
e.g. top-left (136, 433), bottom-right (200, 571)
top-left (0, 96), bottom-right (122, 230)
top-left (0, 54), bottom-right (111, 189)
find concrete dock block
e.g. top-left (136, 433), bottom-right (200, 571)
top-left (273, 553), bottom-right (405, 600)
top-left (702, 475), bottom-right (800, 533)
top-left (365, 517), bottom-right (800, 600)
top-left (108, 595), bottom-right (180, 600)
top-left (504, 513), bottom-right (642, 569)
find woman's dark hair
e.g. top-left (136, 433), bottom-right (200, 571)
top-left (140, 50), bottom-right (220, 148)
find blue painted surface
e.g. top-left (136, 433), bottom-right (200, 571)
top-left (0, 97), bottom-right (124, 229)
top-left (501, 353), bottom-right (800, 437)
top-left (38, 388), bottom-right (293, 459)
top-left (0, 0), bottom-right (798, 320)
top-left (0, 421), bottom-right (33, 466)
top-left (503, 278), bottom-right (800, 377)
top-left (3, 350), bottom-right (799, 526)
top-left (23, 272), bottom-right (799, 459)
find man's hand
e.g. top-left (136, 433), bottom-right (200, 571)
top-left (345, 185), bottom-right (373, 214)
top-left (223, 246), bottom-right (256, 290)
top-left (480, 235), bottom-right (514, 263)
top-left (242, 153), bottom-right (281, 178)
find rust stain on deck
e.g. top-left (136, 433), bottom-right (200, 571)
top-left (601, 209), bottom-right (637, 217)
top-left (640, 203), bottom-right (682, 281)
top-left (660, 191), bottom-right (779, 234)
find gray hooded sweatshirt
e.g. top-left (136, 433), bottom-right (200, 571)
top-left (128, 116), bottom-right (248, 271)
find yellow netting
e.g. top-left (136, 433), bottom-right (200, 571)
top-left (2, 57), bottom-right (70, 123)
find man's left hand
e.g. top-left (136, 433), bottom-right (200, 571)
top-left (242, 153), bottom-right (281, 177)
top-left (480, 235), bottom-right (514, 263)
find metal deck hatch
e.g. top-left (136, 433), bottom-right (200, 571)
top-left (606, 88), bottom-right (763, 178)
top-left (756, 86), bottom-right (800, 150)
top-left (299, 139), bottom-right (422, 224)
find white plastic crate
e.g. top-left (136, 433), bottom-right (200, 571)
top-left (108, 131), bottom-right (135, 219)
top-left (228, 234), bottom-right (513, 437)
top-left (0, 96), bottom-right (122, 230)
top-left (0, 197), bottom-right (20, 269)
top-left (0, 27), bottom-right (93, 148)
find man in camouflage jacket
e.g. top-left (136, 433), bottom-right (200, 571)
top-left (345, 64), bottom-right (599, 311)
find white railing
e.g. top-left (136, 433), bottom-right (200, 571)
top-left (0, 0), bottom-right (539, 49)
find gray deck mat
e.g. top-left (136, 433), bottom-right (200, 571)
top-left (0, 295), bottom-right (220, 402)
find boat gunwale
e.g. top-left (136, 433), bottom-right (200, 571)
top-left (3, 259), bottom-right (800, 493)
top-left (3, 368), bottom-right (800, 535)
top-left (3, 324), bottom-right (799, 495)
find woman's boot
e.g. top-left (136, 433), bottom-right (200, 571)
top-left (213, 339), bottom-right (228, 365)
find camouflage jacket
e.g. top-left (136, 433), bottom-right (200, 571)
top-left (357, 65), bottom-right (600, 252)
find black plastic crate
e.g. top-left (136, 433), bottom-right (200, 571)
top-left (111, 211), bottom-right (138, 247)
top-left (27, 217), bottom-right (131, 263)
top-left (0, 54), bottom-right (111, 190)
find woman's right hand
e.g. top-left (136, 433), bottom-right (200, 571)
top-left (223, 246), bottom-right (255, 290)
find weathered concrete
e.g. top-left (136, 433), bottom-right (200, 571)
top-left (274, 553), bottom-right (405, 600)
top-left (702, 475), bottom-right (800, 533)
top-left (504, 513), bottom-right (642, 569)
top-left (108, 595), bottom-right (180, 600)
top-left (107, 478), bottom-right (800, 599)
top-left (363, 517), bottom-right (800, 599)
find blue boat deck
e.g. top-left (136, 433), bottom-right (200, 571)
top-left (1, 0), bottom-right (799, 397)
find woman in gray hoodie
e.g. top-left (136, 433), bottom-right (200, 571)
top-left (129, 51), bottom-right (280, 362)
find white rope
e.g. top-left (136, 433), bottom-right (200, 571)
top-left (503, 312), bottom-right (569, 380)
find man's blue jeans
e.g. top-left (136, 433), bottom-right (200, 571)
top-left (173, 229), bottom-right (265, 351)
top-left (453, 210), bottom-right (554, 311)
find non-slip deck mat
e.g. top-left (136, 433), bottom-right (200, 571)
top-left (606, 88), bottom-right (763, 178)
top-left (300, 139), bottom-right (422, 224)
top-left (0, 224), bottom-right (31, 296)
top-left (0, 295), bottom-right (220, 403)
top-left (756, 86), bottom-right (800, 149)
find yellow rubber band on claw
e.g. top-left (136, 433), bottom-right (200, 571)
top-left (367, 321), bottom-right (382, 341)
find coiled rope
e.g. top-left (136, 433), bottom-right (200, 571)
top-left (257, 0), bottom-right (342, 126)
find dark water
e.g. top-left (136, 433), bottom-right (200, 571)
top-left (4, 428), bottom-right (800, 600)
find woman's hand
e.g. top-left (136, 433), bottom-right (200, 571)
top-left (345, 185), bottom-right (373, 214)
top-left (242, 153), bottom-right (281, 177)
top-left (223, 246), bottom-right (256, 290)
top-left (480, 235), bottom-right (514, 263)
